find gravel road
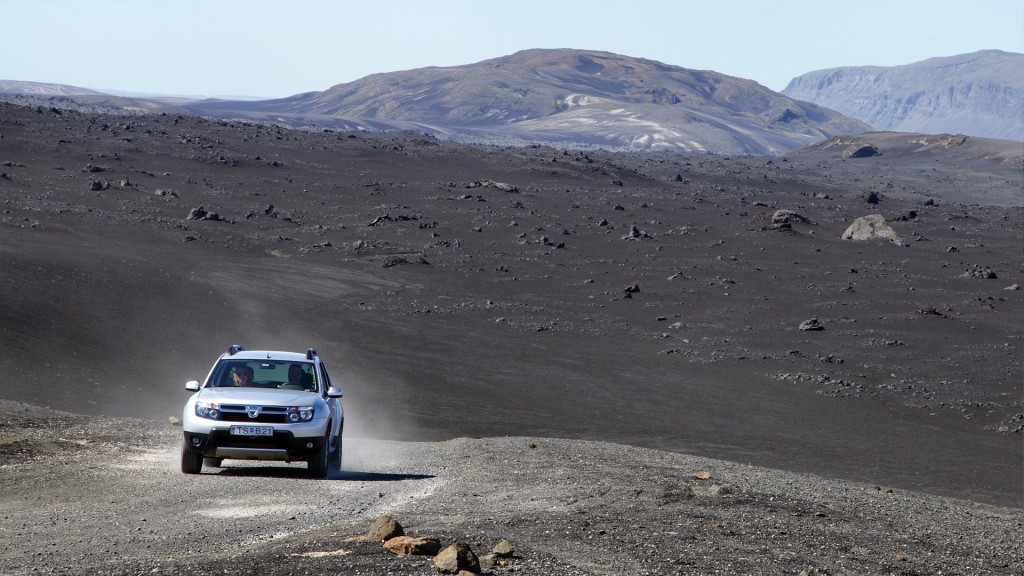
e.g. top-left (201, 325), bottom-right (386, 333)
top-left (1, 400), bottom-right (1021, 575)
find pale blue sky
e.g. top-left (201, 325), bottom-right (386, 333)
top-left (2, 0), bottom-right (1022, 98)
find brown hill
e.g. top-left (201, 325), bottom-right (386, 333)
top-left (184, 49), bottom-right (871, 154)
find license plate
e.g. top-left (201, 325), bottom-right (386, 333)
top-left (229, 425), bottom-right (273, 437)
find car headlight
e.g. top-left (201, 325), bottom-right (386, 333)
top-left (287, 406), bottom-right (314, 422)
top-left (195, 402), bottom-right (220, 420)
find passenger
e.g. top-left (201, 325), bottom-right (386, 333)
top-left (287, 364), bottom-right (304, 387)
top-left (287, 364), bottom-right (315, 390)
top-left (231, 365), bottom-right (254, 387)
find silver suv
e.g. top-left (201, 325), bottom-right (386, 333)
top-left (180, 345), bottom-right (344, 478)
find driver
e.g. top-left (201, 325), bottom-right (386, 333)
top-left (231, 365), bottom-right (254, 387)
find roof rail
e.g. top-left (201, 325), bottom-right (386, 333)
top-left (306, 348), bottom-right (316, 360)
top-left (227, 344), bottom-right (245, 356)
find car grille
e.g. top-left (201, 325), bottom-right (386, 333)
top-left (217, 405), bottom-right (288, 424)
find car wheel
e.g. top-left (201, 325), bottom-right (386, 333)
top-left (329, 435), bottom-right (342, 474)
top-left (203, 457), bottom-right (223, 468)
top-left (307, 433), bottom-right (329, 479)
top-left (181, 437), bottom-right (203, 474)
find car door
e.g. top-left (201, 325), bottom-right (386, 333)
top-left (318, 360), bottom-right (343, 439)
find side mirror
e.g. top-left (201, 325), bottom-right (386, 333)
top-left (185, 380), bottom-right (200, 391)
top-left (327, 386), bottom-right (343, 398)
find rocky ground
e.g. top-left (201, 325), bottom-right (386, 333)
top-left (0, 400), bottom-right (1021, 575)
top-left (0, 100), bottom-right (1021, 573)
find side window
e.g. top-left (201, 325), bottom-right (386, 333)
top-left (320, 362), bottom-right (332, 395)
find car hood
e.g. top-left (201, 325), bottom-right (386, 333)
top-left (197, 388), bottom-right (321, 405)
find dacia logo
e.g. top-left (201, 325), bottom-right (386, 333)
top-left (246, 406), bottom-right (261, 418)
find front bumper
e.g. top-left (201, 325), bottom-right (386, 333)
top-left (182, 429), bottom-right (326, 461)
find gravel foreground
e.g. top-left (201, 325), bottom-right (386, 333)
top-left (1, 400), bottom-right (1020, 576)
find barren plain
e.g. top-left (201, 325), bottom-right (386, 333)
top-left (0, 101), bottom-right (1021, 574)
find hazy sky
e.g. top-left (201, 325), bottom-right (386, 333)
top-left (3, 0), bottom-right (1022, 98)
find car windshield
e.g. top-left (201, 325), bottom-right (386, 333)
top-left (208, 359), bottom-right (318, 392)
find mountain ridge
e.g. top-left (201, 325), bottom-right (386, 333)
top-left (781, 50), bottom-right (1024, 141)
top-left (6, 49), bottom-right (1019, 152)
top-left (187, 48), bottom-right (869, 154)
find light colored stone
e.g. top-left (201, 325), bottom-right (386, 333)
top-left (492, 539), bottom-right (515, 557)
top-left (383, 535), bottom-right (440, 556)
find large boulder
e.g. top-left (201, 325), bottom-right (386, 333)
top-left (841, 214), bottom-right (906, 246)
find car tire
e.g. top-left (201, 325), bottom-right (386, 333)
top-left (307, 433), bottom-right (329, 479)
top-left (329, 436), bottom-right (342, 474)
top-left (181, 437), bottom-right (203, 474)
top-left (203, 457), bottom-right (223, 468)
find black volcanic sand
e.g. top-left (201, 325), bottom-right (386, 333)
top-left (0, 103), bottom-right (1021, 507)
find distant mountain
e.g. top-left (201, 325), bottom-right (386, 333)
top-left (781, 50), bottom-right (1024, 142)
top-left (0, 79), bottom-right (105, 97)
top-left (2, 50), bottom-right (875, 154)
top-left (183, 49), bottom-right (871, 154)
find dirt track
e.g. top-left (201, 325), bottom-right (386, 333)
top-left (1, 400), bottom-right (1021, 575)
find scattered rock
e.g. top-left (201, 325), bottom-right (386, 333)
top-left (766, 209), bottom-right (815, 231)
top-left (466, 179), bottom-right (518, 193)
top-left (492, 539), bottom-right (515, 557)
top-left (382, 256), bottom-right (410, 268)
top-left (366, 515), bottom-right (404, 541)
top-left (1005, 283), bottom-right (1020, 291)
top-left (369, 213), bottom-right (418, 227)
top-left (799, 317), bottom-right (824, 331)
top-left (963, 265), bottom-right (997, 279)
top-left (771, 209), bottom-right (809, 225)
top-left (622, 225), bottom-right (651, 240)
top-left (861, 191), bottom-right (882, 204)
top-left (841, 214), bottom-right (906, 246)
top-left (915, 307), bottom-right (946, 317)
top-left (478, 554), bottom-right (500, 571)
top-left (185, 206), bottom-right (225, 221)
top-left (383, 535), bottom-right (440, 556)
top-left (433, 541), bottom-right (480, 574)
top-left (691, 483), bottom-right (735, 497)
top-left (890, 210), bottom-right (918, 221)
